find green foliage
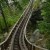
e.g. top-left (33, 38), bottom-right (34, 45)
top-left (0, 0), bottom-right (29, 42)
top-left (33, 0), bottom-right (41, 9)
top-left (46, 39), bottom-right (50, 50)
top-left (38, 0), bottom-right (50, 49)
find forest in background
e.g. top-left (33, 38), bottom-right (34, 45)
top-left (0, 0), bottom-right (29, 42)
top-left (38, 0), bottom-right (50, 50)
top-left (0, 0), bottom-right (50, 50)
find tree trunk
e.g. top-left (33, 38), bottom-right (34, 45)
top-left (0, 3), bottom-right (8, 32)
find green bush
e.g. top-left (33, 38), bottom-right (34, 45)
top-left (38, 0), bottom-right (50, 49)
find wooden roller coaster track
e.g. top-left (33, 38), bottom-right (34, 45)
top-left (0, 0), bottom-right (48, 50)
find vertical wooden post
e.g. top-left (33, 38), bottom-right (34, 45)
top-left (33, 46), bottom-right (35, 50)
top-left (1, 45), bottom-right (4, 50)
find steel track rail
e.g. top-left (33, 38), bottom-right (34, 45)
top-left (19, 4), bottom-right (32, 50)
top-left (10, 0), bottom-right (34, 50)
top-left (24, 26), bottom-right (48, 50)
top-left (24, 9), bottom-right (48, 50)
top-left (0, 0), bottom-right (33, 50)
